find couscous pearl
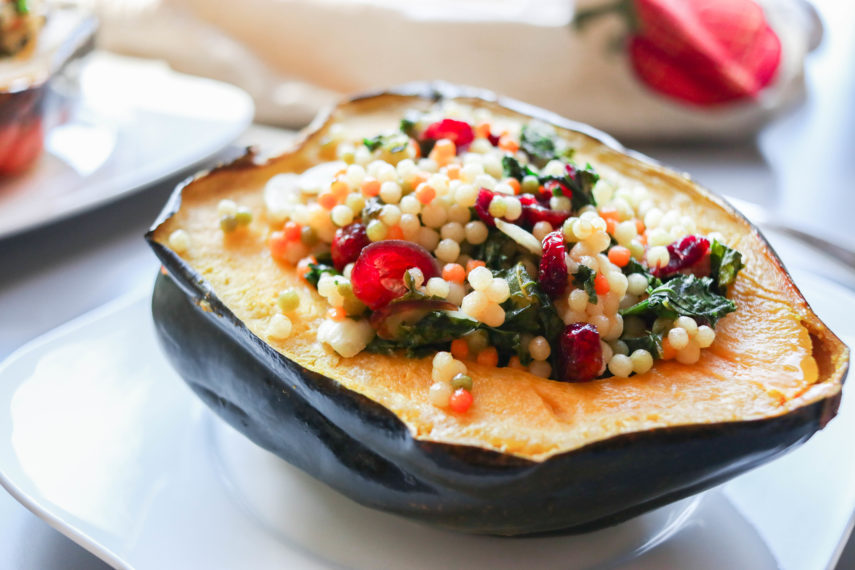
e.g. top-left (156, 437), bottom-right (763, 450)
top-left (218, 199), bottom-right (237, 217)
top-left (562, 309), bottom-right (586, 325)
top-left (480, 302), bottom-right (506, 327)
top-left (647, 228), bottom-right (671, 247)
top-left (419, 158), bottom-right (439, 173)
top-left (429, 382), bottom-right (453, 407)
top-left (668, 327), bottom-right (690, 350)
top-left (428, 174), bottom-right (450, 194)
top-left (417, 227), bottom-right (440, 250)
top-left (494, 182), bottom-right (514, 195)
top-left (485, 278), bottom-right (510, 303)
top-left (440, 222), bottom-right (465, 243)
top-left (426, 277), bottom-right (450, 299)
top-left (562, 217), bottom-right (578, 242)
top-left (346, 193), bottom-right (366, 213)
top-left (579, 255), bottom-right (598, 272)
top-left (661, 210), bottom-right (680, 229)
top-left (604, 314), bottom-right (623, 341)
top-left (593, 183), bottom-right (614, 205)
top-left (675, 316), bottom-right (698, 337)
top-left (407, 267), bottom-right (425, 288)
top-left (529, 336), bottom-right (551, 361)
top-left (367, 220), bottom-right (388, 242)
top-left (474, 174), bottom-right (496, 190)
top-left (646, 246), bottom-right (670, 269)
top-left (676, 341), bottom-right (701, 364)
top-left (435, 239), bottom-right (461, 263)
top-left (644, 208), bottom-right (663, 229)
top-left (421, 203), bottom-right (448, 228)
top-left (168, 229), bottom-right (191, 253)
top-left (590, 216), bottom-right (607, 233)
top-left (614, 221), bottom-right (637, 245)
top-left (627, 273), bottom-right (649, 296)
top-left (532, 221), bottom-right (554, 242)
top-left (433, 350), bottom-right (453, 370)
top-left (504, 197), bottom-right (523, 221)
top-left (462, 291), bottom-right (490, 316)
top-left (399, 195), bottom-right (422, 215)
top-left (343, 263), bottom-right (354, 279)
top-left (331, 205), bottom-right (354, 226)
top-left (629, 239), bottom-right (645, 260)
top-left (607, 272), bottom-right (629, 298)
top-left (528, 360), bottom-right (552, 378)
top-left (696, 325), bottom-right (716, 348)
top-left (447, 203), bottom-right (471, 224)
top-left (591, 314), bottom-right (611, 337)
top-left (630, 349), bottom-right (654, 374)
top-left (587, 230), bottom-right (612, 253)
top-left (488, 197), bottom-right (508, 217)
top-left (345, 164), bottom-right (366, 186)
top-left (608, 354), bottom-right (633, 378)
top-left (465, 221), bottom-right (489, 244)
top-left (570, 241), bottom-right (593, 261)
top-left (468, 266), bottom-right (494, 291)
top-left (379, 181), bottom-right (402, 204)
top-left (461, 164), bottom-right (483, 183)
top-left (267, 314), bottom-right (293, 340)
top-left (446, 282), bottom-right (466, 305)
top-left (399, 213), bottom-right (420, 239)
top-left (550, 196), bottom-right (572, 212)
top-left (569, 289), bottom-right (589, 312)
top-left (611, 339), bottom-right (629, 356)
top-left (600, 340), bottom-right (614, 366)
top-left (573, 218), bottom-right (593, 240)
top-left (471, 138), bottom-right (493, 154)
top-left (612, 198), bottom-right (633, 220)
top-left (379, 204), bottom-right (402, 226)
top-left (354, 146), bottom-right (371, 165)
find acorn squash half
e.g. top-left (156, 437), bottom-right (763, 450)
top-left (146, 83), bottom-right (849, 536)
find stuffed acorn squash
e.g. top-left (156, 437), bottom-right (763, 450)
top-left (147, 83), bottom-right (848, 535)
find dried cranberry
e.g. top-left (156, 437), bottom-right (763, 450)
top-left (544, 179), bottom-right (572, 201)
top-left (422, 119), bottom-right (474, 148)
top-left (331, 223), bottom-right (369, 271)
top-left (653, 235), bottom-right (711, 278)
top-left (556, 323), bottom-right (603, 382)
top-left (350, 240), bottom-right (441, 310)
top-left (520, 201), bottom-right (572, 228)
top-left (487, 132), bottom-right (501, 146)
top-left (474, 188), bottom-right (496, 226)
top-left (538, 231), bottom-right (568, 298)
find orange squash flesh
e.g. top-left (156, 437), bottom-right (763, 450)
top-left (151, 91), bottom-right (848, 463)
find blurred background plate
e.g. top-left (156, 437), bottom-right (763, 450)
top-left (0, 51), bottom-right (254, 240)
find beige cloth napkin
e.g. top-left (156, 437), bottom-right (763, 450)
top-left (96, 0), bottom-right (821, 141)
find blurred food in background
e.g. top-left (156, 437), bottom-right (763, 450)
top-left (90, 0), bottom-right (821, 141)
top-left (0, 1), bottom-right (95, 176)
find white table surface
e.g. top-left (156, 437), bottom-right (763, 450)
top-left (1, 1), bottom-right (854, 567)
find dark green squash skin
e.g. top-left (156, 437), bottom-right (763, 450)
top-left (146, 84), bottom-right (845, 536)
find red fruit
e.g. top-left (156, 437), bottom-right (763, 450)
top-left (539, 231), bottom-right (568, 298)
top-left (0, 120), bottom-right (43, 175)
top-left (520, 201), bottom-right (572, 228)
top-left (331, 223), bottom-right (369, 271)
top-left (449, 388), bottom-right (473, 413)
top-left (422, 119), bottom-right (474, 147)
top-left (474, 188), bottom-right (496, 226)
top-left (577, 0), bottom-right (782, 106)
top-left (556, 323), bottom-right (603, 382)
top-left (350, 240), bottom-right (441, 310)
top-left (653, 235), bottom-right (710, 278)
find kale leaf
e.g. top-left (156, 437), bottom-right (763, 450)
top-left (620, 274), bottom-right (736, 327)
top-left (621, 258), bottom-right (662, 288)
top-left (572, 265), bottom-right (597, 303)
top-left (623, 333), bottom-right (663, 359)
top-left (362, 133), bottom-right (410, 154)
top-left (365, 310), bottom-right (480, 358)
top-left (502, 156), bottom-right (538, 181)
top-left (709, 239), bottom-right (744, 294)
top-left (520, 122), bottom-right (558, 167)
top-left (471, 229), bottom-right (532, 271)
top-left (540, 162), bottom-right (600, 210)
top-left (304, 262), bottom-right (338, 288)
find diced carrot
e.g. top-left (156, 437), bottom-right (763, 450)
top-left (635, 219), bottom-right (645, 234)
top-left (269, 231), bottom-right (289, 259)
top-left (476, 346), bottom-right (499, 367)
top-left (506, 178), bottom-right (521, 194)
top-left (387, 225), bottom-right (404, 240)
top-left (296, 255), bottom-right (317, 281)
top-left (475, 122), bottom-right (491, 139)
top-left (327, 307), bottom-right (346, 321)
top-left (283, 221), bottom-right (301, 241)
top-left (608, 246), bottom-right (632, 267)
top-left (606, 218), bottom-right (617, 235)
top-left (450, 338), bottom-right (469, 360)
top-left (466, 259), bottom-right (486, 275)
top-left (361, 177), bottom-right (380, 197)
top-left (594, 272), bottom-right (610, 295)
top-left (318, 192), bottom-right (338, 210)
top-left (600, 207), bottom-right (620, 222)
top-left (498, 135), bottom-right (519, 153)
top-left (661, 338), bottom-right (676, 360)
top-left (442, 263), bottom-right (466, 283)
top-left (446, 163), bottom-right (461, 180)
top-left (415, 184), bottom-right (436, 204)
top-left (330, 179), bottom-right (349, 199)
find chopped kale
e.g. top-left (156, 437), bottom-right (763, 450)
top-left (572, 265), bottom-right (597, 303)
top-left (362, 132), bottom-right (410, 154)
top-left (399, 113), bottom-right (419, 138)
top-left (709, 239), bottom-right (744, 293)
top-left (472, 229), bottom-right (532, 271)
top-left (519, 122), bottom-right (576, 168)
top-left (304, 262), bottom-right (338, 288)
top-left (622, 258), bottom-right (662, 288)
top-left (540, 162), bottom-right (600, 210)
top-left (360, 197), bottom-right (384, 224)
top-left (501, 156), bottom-right (538, 181)
top-left (396, 310), bottom-right (480, 346)
top-left (623, 333), bottom-right (663, 359)
top-left (620, 274), bottom-right (737, 327)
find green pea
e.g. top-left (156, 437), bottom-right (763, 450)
top-left (220, 215), bottom-right (238, 233)
top-left (277, 290), bottom-right (300, 312)
top-left (451, 373), bottom-right (473, 391)
top-left (235, 208), bottom-right (253, 226)
top-left (300, 226), bottom-right (318, 246)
